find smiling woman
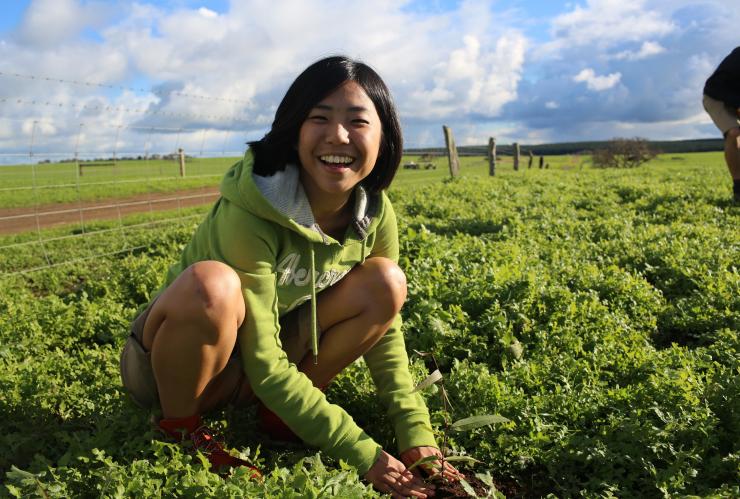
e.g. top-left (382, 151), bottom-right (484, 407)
top-left (118, 55), bottom-right (461, 499)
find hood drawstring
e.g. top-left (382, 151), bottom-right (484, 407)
top-left (309, 243), bottom-right (318, 365)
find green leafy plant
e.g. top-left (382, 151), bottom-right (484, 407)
top-left (410, 351), bottom-right (510, 498)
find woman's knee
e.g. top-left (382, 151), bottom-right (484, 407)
top-left (142, 261), bottom-right (244, 351)
top-left (169, 261), bottom-right (244, 324)
top-left (361, 257), bottom-right (407, 316)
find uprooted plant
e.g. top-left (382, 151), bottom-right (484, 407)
top-left (409, 351), bottom-right (510, 498)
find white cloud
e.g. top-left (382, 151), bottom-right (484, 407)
top-left (16, 0), bottom-right (109, 47)
top-left (198, 7), bottom-right (218, 19)
top-left (573, 68), bottom-right (622, 91)
top-left (405, 31), bottom-right (526, 119)
top-left (0, 0), bottom-right (532, 156)
top-left (542, 0), bottom-right (674, 56)
top-left (614, 41), bottom-right (666, 60)
top-left (3, 0), bottom-right (739, 156)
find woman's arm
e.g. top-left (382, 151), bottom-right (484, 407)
top-left (363, 195), bottom-right (438, 452)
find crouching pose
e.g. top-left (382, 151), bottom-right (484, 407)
top-left (120, 55), bottom-right (461, 498)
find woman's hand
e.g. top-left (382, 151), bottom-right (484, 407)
top-left (364, 449), bottom-right (436, 498)
top-left (400, 446), bottom-right (465, 481)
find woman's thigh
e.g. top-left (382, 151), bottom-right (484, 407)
top-left (314, 256), bottom-right (406, 331)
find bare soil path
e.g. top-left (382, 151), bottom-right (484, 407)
top-left (0, 186), bottom-right (220, 235)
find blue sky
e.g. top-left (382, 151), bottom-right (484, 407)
top-left (0, 0), bottom-right (738, 159)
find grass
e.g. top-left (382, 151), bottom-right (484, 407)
top-left (1, 152), bottom-right (738, 497)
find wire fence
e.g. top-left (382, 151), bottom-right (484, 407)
top-left (0, 71), bottom-right (255, 277)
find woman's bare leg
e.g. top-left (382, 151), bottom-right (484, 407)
top-left (141, 260), bottom-right (246, 419)
top-left (298, 257), bottom-right (407, 387)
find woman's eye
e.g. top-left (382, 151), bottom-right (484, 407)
top-left (352, 119), bottom-right (370, 125)
top-left (308, 115), bottom-right (328, 122)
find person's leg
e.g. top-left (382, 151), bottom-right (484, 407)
top-left (724, 127), bottom-right (740, 179)
top-left (703, 95), bottom-right (740, 197)
top-left (298, 256), bottom-right (407, 388)
top-left (141, 260), bottom-right (246, 419)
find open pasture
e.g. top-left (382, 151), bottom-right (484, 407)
top-left (1, 152), bottom-right (738, 497)
top-left (0, 152), bottom-right (587, 210)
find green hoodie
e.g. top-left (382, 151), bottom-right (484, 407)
top-left (158, 150), bottom-right (436, 473)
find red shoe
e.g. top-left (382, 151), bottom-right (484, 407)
top-left (158, 415), bottom-right (262, 478)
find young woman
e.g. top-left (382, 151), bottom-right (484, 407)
top-left (120, 55), bottom-right (460, 498)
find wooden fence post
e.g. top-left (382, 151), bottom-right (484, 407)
top-left (488, 137), bottom-right (496, 176)
top-left (528, 150), bottom-right (534, 169)
top-left (178, 148), bottom-right (186, 177)
top-left (539, 156), bottom-right (544, 169)
top-left (442, 125), bottom-right (460, 178)
top-left (513, 142), bottom-right (520, 171)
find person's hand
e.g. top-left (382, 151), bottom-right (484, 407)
top-left (400, 446), bottom-right (465, 481)
top-left (364, 449), bottom-right (435, 498)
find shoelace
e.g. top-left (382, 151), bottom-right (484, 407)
top-left (190, 425), bottom-right (226, 455)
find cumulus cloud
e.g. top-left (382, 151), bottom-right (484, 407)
top-left (2, 0), bottom-right (740, 156)
top-left (405, 32), bottom-right (526, 119)
top-left (614, 41), bottom-right (666, 60)
top-left (542, 0), bottom-right (674, 56)
top-left (0, 0), bottom-right (534, 154)
top-left (573, 68), bottom-right (622, 91)
top-left (498, 0), bottom-right (740, 142)
top-left (16, 0), bottom-right (110, 47)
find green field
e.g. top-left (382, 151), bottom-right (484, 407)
top-left (0, 153), bottom-right (589, 209)
top-left (1, 153), bottom-right (738, 497)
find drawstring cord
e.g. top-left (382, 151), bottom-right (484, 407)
top-left (308, 205), bottom-right (369, 365)
top-left (309, 243), bottom-right (318, 365)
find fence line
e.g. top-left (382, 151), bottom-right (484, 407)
top-left (1, 191), bottom-right (219, 223)
top-left (0, 119), bottom-right (246, 276)
top-left (0, 97), bottom-right (249, 122)
top-left (0, 70), bottom-right (253, 104)
top-left (0, 215), bottom-right (205, 278)
top-left (0, 173), bottom-right (224, 191)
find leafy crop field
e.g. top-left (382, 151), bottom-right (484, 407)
top-left (1, 153), bottom-right (738, 497)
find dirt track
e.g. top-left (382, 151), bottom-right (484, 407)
top-left (0, 186), bottom-right (220, 235)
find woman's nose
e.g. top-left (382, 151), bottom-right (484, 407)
top-left (326, 121), bottom-right (350, 144)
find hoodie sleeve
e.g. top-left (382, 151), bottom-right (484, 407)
top-left (211, 199), bottom-right (382, 474)
top-left (364, 196), bottom-right (438, 454)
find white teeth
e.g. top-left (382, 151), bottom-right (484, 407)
top-left (320, 155), bottom-right (354, 165)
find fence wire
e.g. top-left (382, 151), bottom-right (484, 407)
top-left (0, 80), bottom-right (251, 276)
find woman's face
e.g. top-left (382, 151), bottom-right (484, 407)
top-left (297, 80), bottom-right (382, 205)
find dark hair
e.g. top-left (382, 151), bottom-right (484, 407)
top-left (249, 55), bottom-right (402, 194)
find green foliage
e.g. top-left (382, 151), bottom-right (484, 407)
top-left (2, 152), bottom-right (739, 497)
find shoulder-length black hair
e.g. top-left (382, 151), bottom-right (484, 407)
top-left (249, 55), bottom-right (402, 194)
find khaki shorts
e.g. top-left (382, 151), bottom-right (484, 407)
top-left (703, 94), bottom-right (740, 136)
top-left (119, 299), bottom-right (319, 411)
